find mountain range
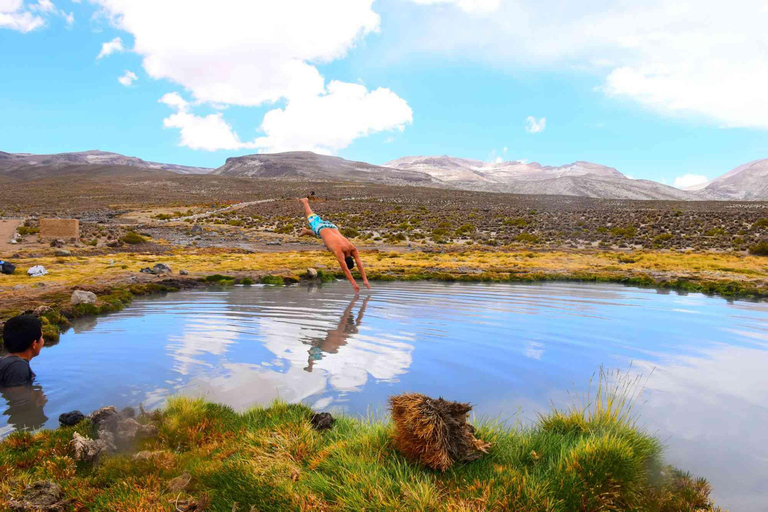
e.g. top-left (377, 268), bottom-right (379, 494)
top-left (2, 149), bottom-right (766, 201)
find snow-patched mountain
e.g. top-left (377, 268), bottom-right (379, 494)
top-left (699, 159), bottom-right (768, 200)
top-left (0, 150), bottom-right (212, 175)
top-left (385, 156), bottom-right (695, 200)
top-left (213, 151), bottom-right (434, 185)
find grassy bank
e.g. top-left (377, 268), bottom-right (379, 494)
top-left (0, 394), bottom-right (721, 511)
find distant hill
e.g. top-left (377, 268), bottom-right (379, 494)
top-left (385, 156), bottom-right (695, 200)
top-left (699, 159), bottom-right (768, 200)
top-left (0, 150), bottom-right (212, 175)
top-left (213, 151), bottom-right (435, 185)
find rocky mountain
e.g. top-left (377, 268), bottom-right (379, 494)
top-left (0, 150), bottom-right (212, 175)
top-left (385, 156), bottom-right (695, 200)
top-left (213, 151), bottom-right (435, 185)
top-left (699, 159), bottom-right (768, 200)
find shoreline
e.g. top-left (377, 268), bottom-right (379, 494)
top-left (1, 247), bottom-right (767, 342)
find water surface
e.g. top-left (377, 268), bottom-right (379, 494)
top-left (3, 282), bottom-right (767, 510)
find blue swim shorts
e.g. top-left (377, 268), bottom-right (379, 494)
top-left (307, 214), bottom-right (338, 237)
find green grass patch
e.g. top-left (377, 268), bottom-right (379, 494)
top-left (261, 275), bottom-right (285, 285)
top-left (120, 232), bottom-right (147, 245)
top-left (204, 274), bottom-right (236, 283)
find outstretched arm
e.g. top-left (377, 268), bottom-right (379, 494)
top-left (352, 249), bottom-right (371, 289)
top-left (335, 251), bottom-right (360, 293)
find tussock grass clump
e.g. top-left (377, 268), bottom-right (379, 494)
top-left (389, 393), bottom-right (490, 471)
top-left (120, 232), bottom-right (147, 245)
top-left (748, 241), bottom-right (768, 256)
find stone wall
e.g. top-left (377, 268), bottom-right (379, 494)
top-left (40, 219), bottom-right (80, 239)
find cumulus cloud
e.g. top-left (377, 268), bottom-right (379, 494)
top-left (409, 0), bottom-right (500, 13)
top-left (403, 0), bottom-right (768, 129)
top-left (96, 36), bottom-right (123, 59)
top-left (0, 0), bottom-right (45, 32)
top-left (674, 174), bottom-right (709, 189)
top-left (117, 69), bottom-right (137, 86)
top-left (92, 0), bottom-right (411, 153)
top-left (525, 116), bottom-right (546, 133)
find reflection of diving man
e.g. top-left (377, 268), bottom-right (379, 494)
top-left (1, 384), bottom-right (48, 432)
top-left (305, 295), bottom-right (371, 372)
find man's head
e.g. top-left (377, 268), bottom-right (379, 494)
top-left (2, 315), bottom-right (44, 357)
top-left (345, 256), bottom-right (355, 270)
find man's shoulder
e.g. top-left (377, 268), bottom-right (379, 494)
top-left (0, 356), bottom-right (33, 386)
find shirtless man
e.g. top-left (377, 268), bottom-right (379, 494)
top-left (298, 197), bottom-right (370, 293)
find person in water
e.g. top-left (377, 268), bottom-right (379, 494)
top-left (298, 197), bottom-right (370, 293)
top-left (0, 315), bottom-right (45, 388)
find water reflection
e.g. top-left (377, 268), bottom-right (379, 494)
top-left (0, 384), bottom-right (48, 434)
top-left (304, 295), bottom-right (370, 372)
top-left (2, 282), bottom-right (767, 511)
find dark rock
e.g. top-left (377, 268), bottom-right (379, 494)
top-left (191, 225), bottom-right (203, 235)
top-left (120, 406), bottom-right (136, 418)
top-left (50, 239), bottom-right (65, 248)
top-left (89, 406), bottom-right (119, 432)
top-left (310, 412), bottom-right (334, 431)
top-left (54, 249), bottom-right (71, 257)
top-left (58, 410), bottom-right (85, 427)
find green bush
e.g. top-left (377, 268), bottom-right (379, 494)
top-left (704, 228), bottom-right (726, 237)
top-left (205, 274), bottom-right (235, 283)
top-left (748, 241), bottom-right (768, 256)
top-left (504, 217), bottom-right (529, 227)
top-left (341, 227), bottom-right (360, 238)
top-left (240, 277), bottom-right (255, 286)
top-left (754, 219), bottom-right (768, 228)
top-left (16, 226), bottom-right (39, 235)
top-left (653, 233), bottom-right (674, 245)
top-left (120, 232), bottom-right (147, 245)
top-left (261, 275), bottom-right (285, 285)
top-left (516, 233), bottom-right (541, 244)
top-left (454, 224), bottom-right (476, 237)
top-left (611, 225), bottom-right (637, 238)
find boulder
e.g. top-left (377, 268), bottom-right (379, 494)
top-left (54, 249), bottom-right (71, 257)
top-left (50, 239), bottom-right (66, 248)
top-left (89, 406), bottom-right (119, 431)
top-left (310, 412), bottom-right (334, 431)
top-left (58, 410), bottom-right (85, 427)
top-left (71, 290), bottom-right (97, 305)
top-left (27, 265), bottom-right (47, 277)
top-left (70, 432), bottom-right (112, 464)
top-left (7, 480), bottom-right (66, 512)
top-left (151, 263), bottom-right (172, 275)
top-left (306, 268), bottom-right (318, 279)
top-left (191, 225), bottom-right (204, 235)
top-left (180, 269), bottom-right (189, 276)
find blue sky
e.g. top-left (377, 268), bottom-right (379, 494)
top-left (1, 0), bottom-right (767, 187)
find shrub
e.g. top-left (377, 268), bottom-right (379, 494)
top-left (516, 233), bottom-right (541, 244)
top-left (240, 277), bottom-right (255, 286)
top-left (454, 224), bottom-right (476, 237)
top-left (754, 219), bottom-right (768, 228)
top-left (275, 223), bottom-right (294, 234)
top-left (611, 225), bottom-right (637, 238)
top-left (748, 241), bottom-right (768, 256)
top-left (341, 227), bottom-right (360, 238)
top-left (16, 226), bottom-right (39, 235)
top-left (120, 232), bottom-right (147, 245)
top-left (205, 274), bottom-right (235, 283)
top-left (704, 228), bottom-right (726, 237)
top-left (261, 275), bottom-right (285, 285)
top-left (504, 217), bottom-right (529, 227)
top-left (653, 233), bottom-right (674, 245)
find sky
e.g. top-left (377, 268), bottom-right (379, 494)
top-left (1, 0), bottom-right (767, 187)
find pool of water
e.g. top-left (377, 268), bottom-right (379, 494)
top-left (3, 281), bottom-right (767, 510)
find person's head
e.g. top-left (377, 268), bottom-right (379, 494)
top-left (345, 256), bottom-right (355, 270)
top-left (2, 315), bottom-right (44, 357)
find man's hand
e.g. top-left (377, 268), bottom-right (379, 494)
top-left (352, 282), bottom-right (361, 293)
top-left (363, 279), bottom-right (371, 290)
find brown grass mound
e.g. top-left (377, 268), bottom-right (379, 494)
top-left (388, 393), bottom-right (490, 471)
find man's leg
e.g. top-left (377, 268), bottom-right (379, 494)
top-left (299, 197), bottom-right (314, 219)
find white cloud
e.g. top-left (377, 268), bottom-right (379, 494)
top-left (30, 0), bottom-right (54, 12)
top-left (92, 0), bottom-right (412, 153)
top-left (117, 69), bottom-right (137, 86)
top-left (674, 174), bottom-right (709, 189)
top-left (525, 116), bottom-right (546, 133)
top-left (97, 36), bottom-right (123, 59)
top-left (401, 0), bottom-right (768, 129)
top-left (409, 0), bottom-right (500, 13)
top-left (159, 92), bottom-right (255, 152)
top-left (494, 156), bottom-right (502, 163)
top-left (0, 0), bottom-right (45, 32)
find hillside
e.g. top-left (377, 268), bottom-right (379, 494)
top-left (700, 159), bottom-right (768, 200)
top-left (0, 150), bottom-right (212, 175)
top-left (213, 151), bottom-right (435, 185)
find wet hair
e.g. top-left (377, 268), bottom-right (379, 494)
top-left (2, 315), bottom-right (42, 354)
top-left (345, 256), bottom-right (355, 270)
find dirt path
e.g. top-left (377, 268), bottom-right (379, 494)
top-left (0, 220), bottom-right (20, 254)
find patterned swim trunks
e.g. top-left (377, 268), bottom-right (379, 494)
top-left (307, 214), bottom-right (338, 237)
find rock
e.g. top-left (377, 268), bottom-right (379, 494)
top-left (152, 263), bottom-right (172, 274)
top-left (266, 240), bottom-right (282, 246)
top-left (120, 406), bottom-right (136, 418)
top-left (54, 249), bottom-right (71, 257)
top-left (106, 240), bottom-right (123, 248)
top-left (70, 432), bottom-right (112, 464)
top-left (192, 235), bottom-right (202, 241)
top-left (9, 239), bottom-right (17, 245)
top-left (133, 450), bottom-right (165, 461)
top-left (310, 412), bottom-right (334, 431)
top-left (33, 305), bottom-right (52, 316)
top-left (71, 290), bottom-right (97, 305)
top-left (89, 406), bottom-right (119, 431)
top-left (50, 239), bottom-right (65, 248)
top-left (180, 269), bottom-right (189, 276)
top-left (167, 471), bottom-right (192, 493)
top-left (191, 225), bottom-right (204, 235)
top-left (306, 268), bottom-right (318, 279)
top-left (7, 480), bottom-right (66, 512)
top-left (58, 410), bottom-right (85, 427)
top-left (139, 267), bottom-right (153, 274)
